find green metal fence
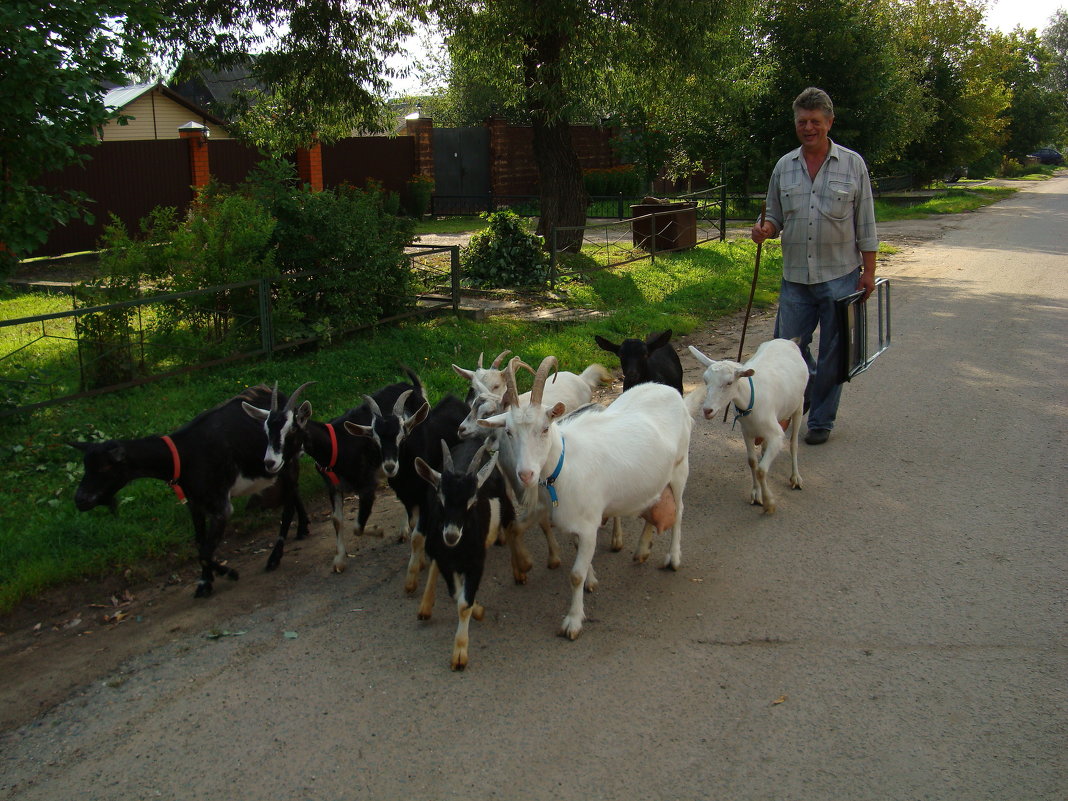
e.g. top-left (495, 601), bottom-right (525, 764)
top-left (0, 246), bottom-right (460, 417)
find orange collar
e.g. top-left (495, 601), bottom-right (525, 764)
top-left (316, 423), bottom-right (340, 486)
top-left (160, 435), bottom-right (186, 503)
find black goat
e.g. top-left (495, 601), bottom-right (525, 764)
top-left (72, 384), bottom-right (312, 598)
top-left (415, 440), bottom-right (511, 670)
top-left (344, 384), bottom-right (468, 591)
top-left (594, 329), bottom-right (684, 394)
top-left (288, 368), bottom-right (425, 573)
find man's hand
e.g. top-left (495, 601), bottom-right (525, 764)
top-left (858, 251), bottom-right (877, 300)
top-left (751, 220), bottom-right (777, 245)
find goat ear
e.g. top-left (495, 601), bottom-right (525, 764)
top-left (549, 401), bottom-right (567, 420)
top-left (344, 421), bottom-right (373, 438)
top-left (242, 401), bottom-right (269, 422)
top-left (688, 345), bottom-right (715, 367)
top-left (739, 368), bottom-right (756, 378)
top-left (414, 457), bottom-right (441, 488)
top-left (476, 452), bottom-right (498, 488)
top-left (647, 329), bottom-right (672, 349)
top-left (405, 402), bottom-right (430, 432)
top-left (69, 441), bottom-right (90, 453)
top-left (594, 335), bottom-right (619, 354)
top-left (295, 400), bottom-right (312, 427)
top-left (452, 363), bottom-right (475, 382)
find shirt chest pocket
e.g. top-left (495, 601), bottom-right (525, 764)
top-left (782, 182), bottom-right (804, 214)
top-left (823, 179), bottom-right (856, 220)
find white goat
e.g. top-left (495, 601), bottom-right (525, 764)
top-left (688, 338), bottom-right (808, 514)
top-left (456, 356), bottom-right (610, 583)
top-left (479, 357), bottom-right (692, 640)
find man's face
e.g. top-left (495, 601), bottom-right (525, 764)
top-left (795, 108), bottom-right (833, 150)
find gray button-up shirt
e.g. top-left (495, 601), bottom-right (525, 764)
top-left (764, 139), bottom-right (879, 284)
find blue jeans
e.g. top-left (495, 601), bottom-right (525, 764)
top-left (774, 268), bottom-right (859, 431)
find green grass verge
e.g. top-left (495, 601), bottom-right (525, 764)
top-left (0, 239), bottom-right (783, 613)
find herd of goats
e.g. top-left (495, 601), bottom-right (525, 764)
top-left (72, 330), bottom-right (809, 670)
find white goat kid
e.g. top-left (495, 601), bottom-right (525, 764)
top-left (479, 357), bottom-right (692, 640)
top-left (688, 338), bottom-right (808, 514)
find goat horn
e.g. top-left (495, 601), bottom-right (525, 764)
top-left (503, 356), bottom-right (525, 408)
top-left (440, 440), bottom-right (453, 473)
top-left (362, 394), bottom-right (383, 418)
top-left (490, 350), bottom-right (511, 368)
top-left (393, 389), bottom-right (414, 418)
top-left (283, 381), bottom-right (315, 412)
top-left (530, 356), bottom-right (559, 406)
top-left (469, 440), bottom-right (489, 474)
top-left (477, 351), bottom-right (485, 368)
top-left (270, 382), bottom-right (280, 412)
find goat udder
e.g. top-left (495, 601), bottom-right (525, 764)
top-left (641, 487), bottom-right (676, 530)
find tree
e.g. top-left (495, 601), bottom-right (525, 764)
top-left (0, 0), bottom-right (160, 273)
top-left (432, 0), bottom-right (730, 250)
top-left (994, 28), bottom-right (1067, 159)
top-left (894, 0), bottom-right (1010, 184)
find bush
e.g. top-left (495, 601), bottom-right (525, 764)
top-left (583, 165), bottom-right (643, 197)
top-left (461, 210), bottom-right (549, 288)
top-left (404, 174), bottom-right (434, 217)
top-left (998, 157), bottom-right (1027, 178)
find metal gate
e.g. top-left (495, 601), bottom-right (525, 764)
top-left (432, 127), bottom-right (490, 214)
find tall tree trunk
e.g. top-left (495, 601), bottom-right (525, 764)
top-left (522, 23), bottom-right (587, 253)
top-left (531, 118), bottom-right (588, 252)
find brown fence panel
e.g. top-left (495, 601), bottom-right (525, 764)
top-left (490, 124), bottom-right (618, 196)
top-left (321, 136), bottom-right (416, 194)
top-left (29, 140), bottom-right (193, 259)
top-left (209, 139), bottom-right (268, 186)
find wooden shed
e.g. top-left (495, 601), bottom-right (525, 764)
top-left (99, 82), bottom-right (231, 141)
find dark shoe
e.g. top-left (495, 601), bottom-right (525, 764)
top-left (804, 428), bottom-right (830, 445)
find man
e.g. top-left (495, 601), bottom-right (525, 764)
top-left (752, 87), bottom-right (878, 445)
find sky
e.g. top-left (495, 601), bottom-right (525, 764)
top-left (985, 0), bottom-right (1064, 32)
top-left (388, 1), bottom-right (1068, 96)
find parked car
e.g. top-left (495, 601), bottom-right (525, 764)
top-left (1026, 147), bottom-right (1064, 165)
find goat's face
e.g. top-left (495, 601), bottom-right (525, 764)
top-left (346, 397), bottom-right (429, 477)
top-left (458, 392), bottom-right (502, 439)
top-left (248, 400), bottom-right (311, 474)
top-left (71, 441), bottom-right (131, 512)
top-left (689, 346), bottom-right (750, 419)
top-left (416, 450), bottom-right (498, 547)
top-left (480, 402), bottom-right (565, 488)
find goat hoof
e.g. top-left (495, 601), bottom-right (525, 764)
top-left (227, 568), bottom-right (240, 581)
top-left (332, 563), bottom-right (346, 574)
top-left (472, 604), bottom-right (485, 621)
top-left (417, 611), bottom-right (431, 621)
top-left (194, 583), bottom-right (213, 598)
top-left (513, 573), bottom-right (528, 585)
top-left (546, 557), bottom-right (561, 570)
top-left (559, 619), bottom-right (583, 640)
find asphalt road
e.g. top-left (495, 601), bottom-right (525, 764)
top-left (1, 177), bottom-right (1065, 800)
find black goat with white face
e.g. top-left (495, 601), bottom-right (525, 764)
top-left (272, 368), bottom-right (423, 573)
top-left (72, 383), bottom-right (312, 598)
top-left (594, 329), bottom-right (684, 394)
top-left (415, 440), bottom-right (510, 671)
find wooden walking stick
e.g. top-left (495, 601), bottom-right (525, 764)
top-left (724, 201), bottom-right (767, 422)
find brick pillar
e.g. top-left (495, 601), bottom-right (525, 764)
top-left (178, 122), bottom-right (211, 189)
top-left (295, 139), bottom-right (323, 191)
top-left (405, 116), bottom-right (435, 181)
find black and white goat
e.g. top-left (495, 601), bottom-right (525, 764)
top-left (414, 440), bottom-right (511, 670)
top-left (343, 383), bottom-right (469, 590)
top-left (594, 329), bottom-right (684, 394)
top-left (479, 357), bottom-right (694, 640)
top-left (72, 384), bottom-right (312, 598)
top-left (290, 369), bottom-right (424, 572)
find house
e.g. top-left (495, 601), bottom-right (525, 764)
top-left (99, 82), bottom-right (231, 141)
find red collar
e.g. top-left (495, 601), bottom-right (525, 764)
top-left (316, 423), bottom-right (340, 486)
top-left (160, 435), bottom-right (186, 503)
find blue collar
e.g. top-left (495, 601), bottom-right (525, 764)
top-left (541, 437), bottom-right (565, 506)
top-left (732, 376), bottom-right (755, 429)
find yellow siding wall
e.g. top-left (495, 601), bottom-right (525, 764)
top-left (99, 90), bottom-right (230, 141)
